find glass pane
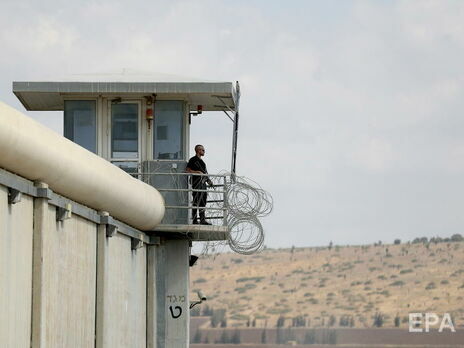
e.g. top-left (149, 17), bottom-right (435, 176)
top-left (154, 101), bottom-right (183, 160)
top-left (112, 161), bottom-right (138, 175)
top-left (64, 100), bottom-right (97, 153)
top-left (111, 103), bottom-right (138, 159)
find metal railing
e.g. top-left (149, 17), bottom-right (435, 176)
top-left (131, 171), bottom-right (229, 227)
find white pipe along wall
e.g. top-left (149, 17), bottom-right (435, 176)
top-left (0, 101), bottom-right (165, 230)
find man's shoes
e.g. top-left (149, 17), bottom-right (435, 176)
top-left (200, 220), bottom-right (211, 225)
top-left (192, 220), bottom-right (199, 225)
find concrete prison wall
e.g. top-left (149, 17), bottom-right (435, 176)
top-left (0, 102), bottom-right (190, 348)
top-left (0, 168), bottom-right (157, 348)
top-left (0, 180), bottom-right (33, 348)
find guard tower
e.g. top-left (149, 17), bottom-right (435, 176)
top-left (13, 71), bottom-right (239, 235)
top-left (12, 71), bottom-right (241, 347)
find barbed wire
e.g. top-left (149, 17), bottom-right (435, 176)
top-left (203, 172), bottom-right (273, 255)
top-left (227, 216), bottom-right (264, 254)
top-left (226, 175), bottom-right (273, 218)
top-left (139, 164), bottom-right (273, 255)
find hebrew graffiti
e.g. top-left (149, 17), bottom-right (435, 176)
top-left (166, 295), bottom-right (186, 303)
top-left (169, 306), bottom-right (182, 319)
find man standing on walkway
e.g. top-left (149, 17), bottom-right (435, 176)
top-left (186, 144), bottom-right (213, 225)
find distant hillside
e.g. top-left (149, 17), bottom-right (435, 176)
top-left (190, 238), bottom-right (464, 329)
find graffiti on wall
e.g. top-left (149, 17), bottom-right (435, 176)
top-left (167, 294), bottom-right (186, 319)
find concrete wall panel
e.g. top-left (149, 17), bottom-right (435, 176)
top-left (165, 240), bottom-right (189, 348)
top-left (1, 168), bottom-right (181, 347)
top-left (147, 245), bottom-right (157, 348)
top-left (156, 240), bottom-right (190, 348)
top-left (98, 232), bottom-right (147, 348)
top-left (0, 185), bottom-right (33, 348)
top-left (38, 205), bottom-right (97, 347)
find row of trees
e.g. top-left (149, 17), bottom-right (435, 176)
top-left (194, 328), bottom-right (337, 345)
top-left (193, 314), bottom-right (410, 345)
top-left (277, 313), bottom-right (405, 329)
top-left (277, 315), bottom-right (308, 328)
top-left (275, 328), bottom-right (337, 345)
top-left (192, 330), bottom-right (241, 344)
top-left (197, 308), bottom-right (345, 329)
top-left (374, 312), bottom-right (407, 328)
top-left (328, 234), bottom-right (464, 249)
top-left (276, 314), bottom-right (355, 328)
top-left (191, 305), bottom-right (227, 328)
top-left (194, 308), bottom-right (409, 329)
top-left (411, 234), bottom-right (463, 244)
top-left (190, 304), bottom-right (214, 317)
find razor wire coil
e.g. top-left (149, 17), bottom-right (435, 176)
top-left (138, 165), bottom-right (272, 255)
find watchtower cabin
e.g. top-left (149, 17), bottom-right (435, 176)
top-left (13, 71), bottom-right (240, 239)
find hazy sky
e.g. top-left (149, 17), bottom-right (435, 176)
top-left (1, 0), bottom-right (464, 248)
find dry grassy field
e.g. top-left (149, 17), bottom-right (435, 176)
top-left (189, 325), bottom-right (464, 346)
top-left (190, 239), bottom-right (464, 330)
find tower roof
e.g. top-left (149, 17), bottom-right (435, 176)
top-left (13, 69), bottom-right (238, 111)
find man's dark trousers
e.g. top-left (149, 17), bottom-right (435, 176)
top-left (192, 185), bottom-right (207, 222)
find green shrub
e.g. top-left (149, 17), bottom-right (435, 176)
top-left (235, 277), bottom-right (265, 283)
top-left (230, 313), bottom-right (248, 321)
top-left (234, 283), bottom-right (256, 293)
top-left (379, 290), bottom-right (390, 297)
top-left (266, 307), bottom-right (291, 315)
top-left (390, 280), bottom-right (405, 287)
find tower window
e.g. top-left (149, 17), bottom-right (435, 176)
top-left (64, 100), bottom-right (97, 153)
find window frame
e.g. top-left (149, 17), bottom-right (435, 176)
top-left (108, 100), bottom-right (142, 170)
top-left (153, 100), bottom-right (185, 161)
top-left (63, 99), bottom-right (98, 153)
